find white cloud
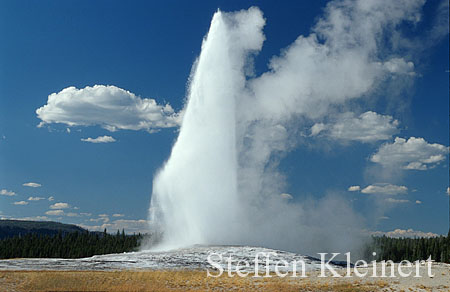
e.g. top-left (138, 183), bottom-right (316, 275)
top-left (7, 216), bottom-right (49, 221)
top-left (81, 135), bottom-right (116, 143)
top-left (380, 58), bottom-right (415, 76)
top-left (13, 201), bottom-right (28, 205)
top-left (94, 214), bottom-right (110, 223)
top-left (49, 202), bottom-right (70, 209)
top-left (48, 196), bottom-right (54, 201)
top-left (371, 137), bottom-right (448, 170)
top-left (280, 193), bottom-right (293, 200)
top-left (348, 185), bottom-right (361, 192)
top-left (79, 219), bottom-right (148, 234)
top-left (311, 111), bottom-right (399, 142)
top-left (361, 183), bottom-right (408, 195)
top-left (415, 200), bottom-right (422, 204)
top-left (23, 182), bottom-right (42, 188)
top-left (385, 198), bottom-right (409, 203)
top-left (0, 189), bottom-right (16, 196)
top-left (45, 210), bottom-right (64, 216)
top-left (372, 229), bottom-right (439, 238)
top-left (112, 213), bottom-right (125, 217)
top-left (447, 187), bottom-right (450, 196)
top-left (66, 212), bottom-right (79, 217)
top-left (28, 196), bottom-right (45, 201)
top-left (36, 85), bottom-right (180, 132)
top-left (29, 216), bottom-right (49, 221)
top-left (80, 212), bottom-right (92, 217)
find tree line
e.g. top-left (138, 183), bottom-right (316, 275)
top-left (0, 229), bottom-right (143, 259)
top-left (0, 230), bottom-right (449, 263)
top-left (363, 234), bottom-right (450, 263)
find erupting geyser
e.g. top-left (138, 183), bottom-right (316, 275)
top-left (149, 9), bottom-right (262, 249)
top-left (150, 8), bottom-right (265, 250)
top-left (148, 2), bottom-right (425, 253)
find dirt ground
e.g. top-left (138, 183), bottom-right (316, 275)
top-left (0, 263), bottom-right (449, 292)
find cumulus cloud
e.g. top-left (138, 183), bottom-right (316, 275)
top-left (36, 85), bottom-right (180, 132)
top-left (23, 182), bottom-right (42, 188)
top-left (348, 186), bottom-right (361, 192)
top-left (311, 111), bottom-right (399, 142)
top-left (49, 202), bottom-right (70, 209)
top-left (372, 228), bottom-right (439, 238)
top-left (112, 213), bottom-right (125, 217)
top-left (361, 183), bottom-right (408, 195)
top-left (45, 210), bottom-right (64, 216)
top-left (371, 137), bottom-right (448, 170)
top-left (13, 201), bottom-right (28, 205)
top-left (447, 187), bottom-right (450, 196)
top-left (0, 189), bottom-right (16, 196)
top-left (81, 135), bottom-right (116, 143)
top-left (48, 196), bottom-right (54, 201)
top-left (415, 200), bottom-right (422, 204)
top-left (385, 198), bottom-right (409, 203)
top-left (28, 196), bottom-right (45, 201)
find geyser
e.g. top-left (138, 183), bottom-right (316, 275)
top-left (149, 1), bottom-right (426, 254)
top-left (150, 8), bottom-right (264, 249)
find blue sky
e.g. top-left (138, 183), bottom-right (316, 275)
top-left (0, 0), bottom-right (448, 237)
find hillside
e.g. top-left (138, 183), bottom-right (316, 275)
top-left (0, 220), bottom-right (87, 239)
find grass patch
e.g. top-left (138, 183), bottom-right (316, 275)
top-left (0, 270), bottom-right (391, 292)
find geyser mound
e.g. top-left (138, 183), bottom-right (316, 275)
top-left (0, 245), bottom-right (334, 271)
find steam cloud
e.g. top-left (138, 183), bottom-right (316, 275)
top-left (148, 0), bottom-right (435, 255)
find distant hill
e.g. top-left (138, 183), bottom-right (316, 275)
top-left (0, 219), bottom-right (87, 239)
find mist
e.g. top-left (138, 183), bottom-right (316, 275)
top-left (147, 0), bottom-right (428, 255)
